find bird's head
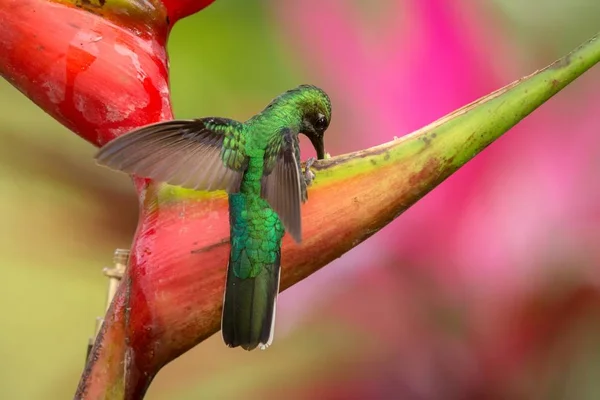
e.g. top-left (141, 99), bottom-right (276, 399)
top-left (297, 85), bottom-right (331, 159)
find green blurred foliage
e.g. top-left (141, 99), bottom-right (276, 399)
top-left (0, 88), bottom-right (137, 398)
top-left (1, 0), bottom-right (599, 399)
top-left (168, 2), bottom-right (301, 119)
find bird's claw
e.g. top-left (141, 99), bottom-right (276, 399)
top-left (304, 157), bottom-right (316, 186)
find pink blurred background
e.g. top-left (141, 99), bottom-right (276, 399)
top-left (1, 0), bottom-right (599, 398)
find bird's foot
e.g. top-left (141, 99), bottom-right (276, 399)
top-left (304, 157), bottom-right (316, 186)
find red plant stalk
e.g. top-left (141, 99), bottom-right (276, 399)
top-left (2, 0), bottom-right (599, 399)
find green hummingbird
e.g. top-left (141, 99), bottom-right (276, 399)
top-left (95, 84), bottom-right (331, 350)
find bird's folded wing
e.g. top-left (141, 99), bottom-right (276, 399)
top-left (261, 128), bottom-right (303, 243)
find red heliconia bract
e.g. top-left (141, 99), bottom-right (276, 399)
top-left (0, 0), bottom-right (213, 148)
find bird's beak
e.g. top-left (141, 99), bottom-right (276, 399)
top-left (309, 135), bottom-right (326, 160)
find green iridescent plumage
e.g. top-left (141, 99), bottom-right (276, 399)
top-left (95, 85), bottom-right (332, 350)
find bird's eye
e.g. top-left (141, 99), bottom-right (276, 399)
top-left (315, 113), bottom-right (327, 130)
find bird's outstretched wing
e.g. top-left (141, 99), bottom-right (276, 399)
top-left (261, 128), bottom-right (304, 243)
top-left (95, 118), bottom-right (248, 193)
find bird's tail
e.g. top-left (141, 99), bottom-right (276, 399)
top-left (221, 251), bottom-right (281, 351)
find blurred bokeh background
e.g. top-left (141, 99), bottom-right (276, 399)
top-left (1, 0), bottom-right (600, 398)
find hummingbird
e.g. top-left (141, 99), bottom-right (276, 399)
top-left (95, 84), bottom-right (332, 350)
